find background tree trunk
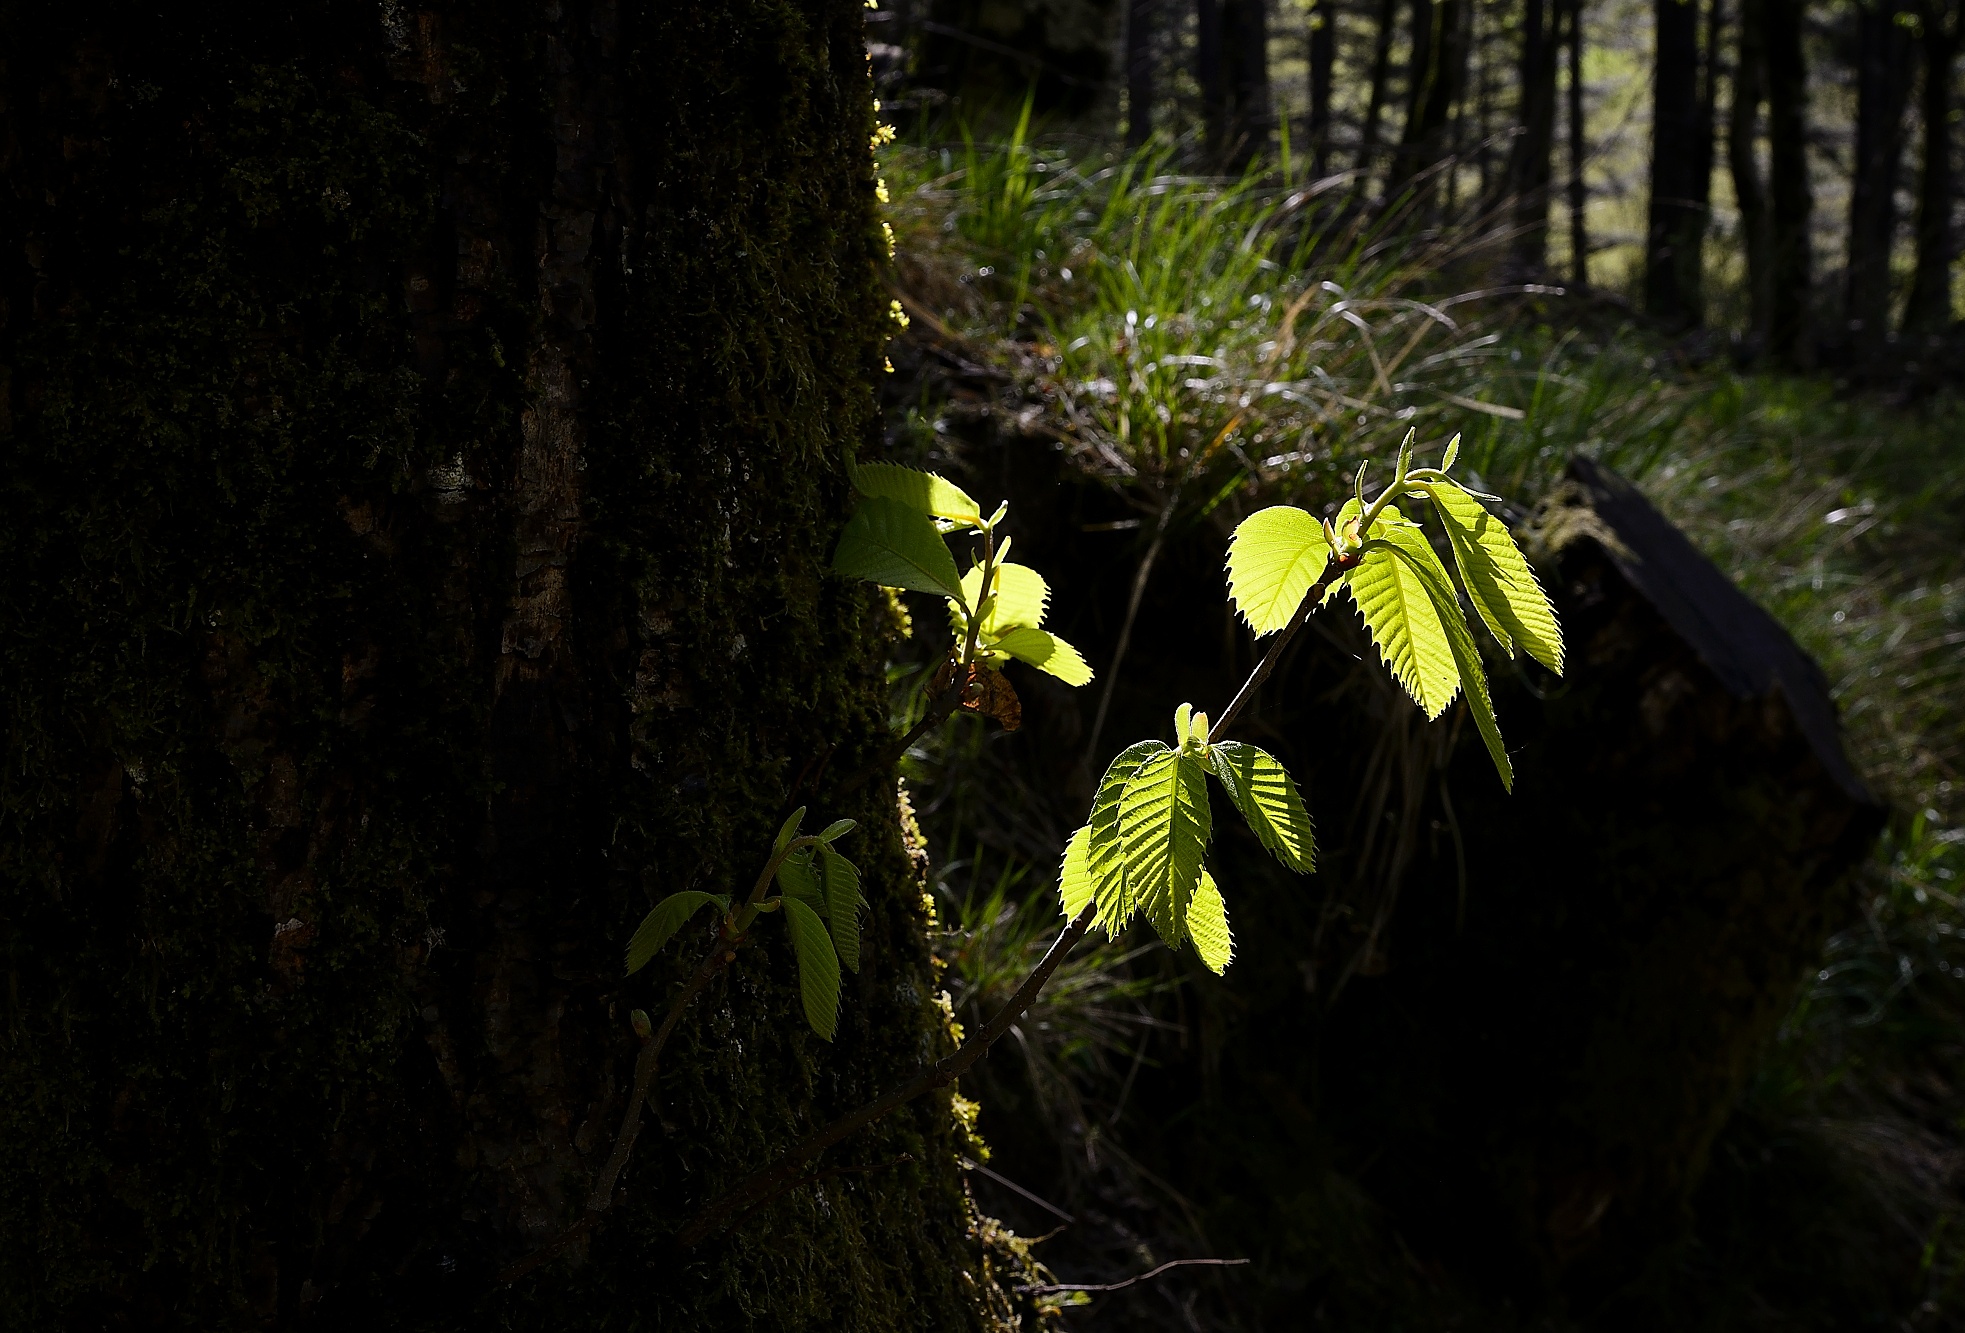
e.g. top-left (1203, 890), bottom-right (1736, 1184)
top-left (1310, 0), bottom-right (1337, 174)
top-left (1731, 0), bottom-right (1774, 343)
top-left (1847, 0), bottom-right (1916, 361)
top-left (1906, 0), bottom-right (1960, 334)
top-left (1395, 0), bottom-right (1468, 194)
top-left (1647, 0), bottom-right (1708, 329)
top-left (1129, 0), bottom-right (1159, 146)
top-left (1361, 0), bottom-right (1403, 173)
top-left (0, 3), bottom-right (1006, 1326)
top-left (1764, 0), bottom-right (1814, 363)
top-left (1510, 0), bottom-right (1561, 269)
top-left (1200, 0), bottom-right (1273, 168)
top-left (1570, 0), bottom-right (1591, 282)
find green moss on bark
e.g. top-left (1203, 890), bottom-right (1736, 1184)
top-left (0, 4), bottom-right (1015, 1328)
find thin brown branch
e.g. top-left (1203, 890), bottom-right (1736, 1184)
top-left (1015, 1256), bottom-right (1251, 1296)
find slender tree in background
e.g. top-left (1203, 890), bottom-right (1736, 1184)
top-left (1847, 0), bottom-right (1917, 359)
top-left (1395, 0), bottom-right (1470, 192)
top-left (1129, 0), bottom-right (1158, 146)
top-left (1730, 0), bottom-right (1774, 339)
top-left (1906, 0), bottom-right (1960, 334)
top-left (1509, 0), bottom-right (1561, 268)
top-left (1569, 0), bottom-right (1591, 282)
top-left (1647, 0), bottom-right (1709, 328)
top-left (0, 1), bottom-right (999, 1325)
top-left (1361, 0), bottom-right (1403, 172)
top-left (1309, 0), bottom-right (1337, 174)
top-left (1199, 0), bottom-right (1273, 168)
top-left (1764, 0), bottom-right (1814, 362)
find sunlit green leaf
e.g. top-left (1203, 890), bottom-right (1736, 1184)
top-left (1343, 510), bottom-right (1460, 720)
top-left (833, 496), bottom-right (967, 603)
top-left (1378, 530), bottom-right (1514, 791)
top-left (1085, 741), bottom-right (1167, 933)
top-left (1058, 824), bottom-right (1094, 918)
top-left (960, 561), bottom-right (1050, 632)
top-left (1227, 505), bottom-right (1331, 635)
top-left (821, 846), bottom-right (866, 973)
top-left (624, 891), bottom-right (728, 976)
top-left (1207, 741), bottom-right (1315, 872)
top-left (817, 818), bottom-right (857, 844)
top-left (1187, 870), bottom-right (1233, 974)
top-left (781, 896), bottom-right (842, 1039)
top-left (992, 627), bottom-right (1094, 686)
top-left (1120, 748), bottom-right (1212, 948)
top-left (851, 460), bottom-right (983, 524)
top-left (1425, 481), bottom-right (1564, 673)
top-left (1442, 433), bottom-right (1461, 470)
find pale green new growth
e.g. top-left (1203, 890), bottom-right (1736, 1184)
top-left (993, 627), bottom-right (1094, 685)
top-left (1425, 482), bottom-right (1564, 672)
top-left (948, 562), bottom-right (1096, 686)
top-left (773, 806), bottom-right (807, 855)
top-left (1376, 528), bottom-right (1514, 790)
top-left (780, 897), bottom-right (842, 1040)
top-left (821, 846), bottom-right (866, 973)
top-left (625, 891), bottom-right (730, 977)
top-left (1187, 871), bottom-right (1233, 974)
top-left (1085, 741), bottom-right (1165, 932)
top-left (832, 495), bottom-right (968, 604)
top-left (1119, 746), bottom-right (1212, 947)
top-left (1207, 741), bottom-right (1315, 872)
top-left (1058, 824), bottom-right (1096, 917)
top-left (1342, 505), bottom-right (1461, 719)
top-left (961, 561), bottom-right (1048, 631)
top-left (1227, 505), bottom-right (1332, 634)
top-left (851, 460), bottom-right (984, 525)
top-left (817, 818), bottom-right (858, 844)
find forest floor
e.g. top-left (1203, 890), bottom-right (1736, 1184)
top-left (880, 132), bottom-right (1965, 1327)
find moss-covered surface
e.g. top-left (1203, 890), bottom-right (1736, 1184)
top-left (0, 4), bottom-right (1024, 1328)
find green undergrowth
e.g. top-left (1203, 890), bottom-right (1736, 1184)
top-left (885, 128), bottom-right (1965, 1327)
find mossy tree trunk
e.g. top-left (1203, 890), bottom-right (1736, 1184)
top-left (0, 3), bottom-right (1008, 1328)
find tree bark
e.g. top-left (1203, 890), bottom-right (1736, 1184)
top-left (0, 3), bottom-right (1004, 1327)
top-left (1906, 0), bottom-right (1960, 334)
top-left (1310, 0), bottom-right (1338, 175)
top-left (1847, 0), bottom-right (1916, 359)
top-left (1201, 0), bottom-right (1274, 169)
top-left (1361, 0), bottom-right (1404, 173)
top-left (1731, 0), bottom-right (1775, 342)
top-left (1509, 0), bottom-right (1561, 267)
top-left (1764, 0), bottom-right (1814, 363)
top-left (1570, 0), bottom-right (1592, 283)
top-left (1128, 0), bottom-right (1158, 147)
top-left (1394, 0), bottom-right (1469, 195)
top-left (1647, 0), bottom-right (1708, 328)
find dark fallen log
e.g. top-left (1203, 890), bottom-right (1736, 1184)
top-left (1303, 454), bottom-right (1886, 1306)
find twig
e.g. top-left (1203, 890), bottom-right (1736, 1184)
top-left (1208, 567), bottom-right (1338, 743)
top-left (1016, 1256), bottom-right (1250, 1296)
top-left (960, 1156), bottom-right (1076, 1223)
